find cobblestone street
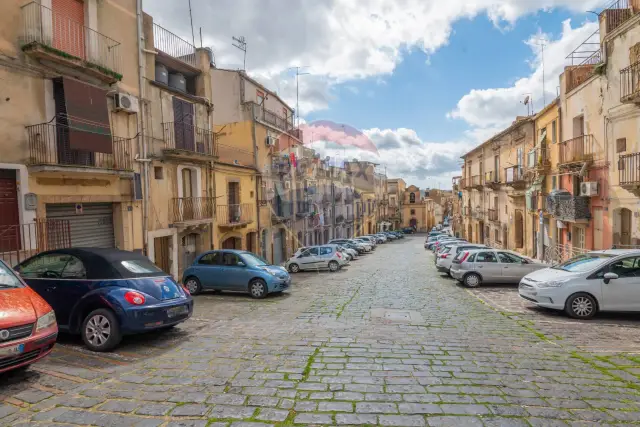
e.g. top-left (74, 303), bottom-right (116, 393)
top-left (3, 236), bottom-right (640, 426)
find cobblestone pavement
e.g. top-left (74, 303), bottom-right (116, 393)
top-left (3, 236), bottom-right (640, 426)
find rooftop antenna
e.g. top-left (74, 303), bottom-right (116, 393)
top-left (188, 0), bottom-right (196, 51)
top-left (232, 36), bottom-right (247, 71)
top-left (289, 66), bottom-right (310, 127)
top-left (532, 38), bottom-right (547, 106)
top-left (521, 93), bottom-right (534, 116)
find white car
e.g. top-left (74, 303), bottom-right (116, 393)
top-left (338, 245), bottom-right (358, 261)
top-left (285, 245), bottom-right (349, 273)
top-left (519, 249), bottom-right (640, 319)
top-left (436, 243), bottom-right (488, 275)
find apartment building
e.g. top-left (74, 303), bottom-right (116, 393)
top-left (401, 185), bottom-right (432, 231)
top-left (386, 178), bottom-right (405, 230)
top-left (0, 0), bottom-right (142, 263)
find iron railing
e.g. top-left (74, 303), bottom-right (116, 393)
top-left (600, 0), bottom-right (640, 33)
top-left (546, 195), bottom-right (591, 221)
top-left (620, 61), bottom-right (640, 102)
top-left (619, 152), bottom-right (640, 185)
top-left (251, 103), bottom-right (295, 133)
top-left (171, 197), bottom-right (214, 223)
top-left (566, 30), bottom-right (601, 66)
top-left (152, 23), bottom-right (196, 67)
top-left (484, 171), bottom-right (499, 184)
top-left (334, 191), bottom-right (343, 202)
top-left (296, 202), bottom-right (311, 216)
top-left (272, 201), bottom-right (293, 219)
top-left (488, 209), bottom-right (499, 222)
top-left (162, 122), bottom-right (217, 157)
top-left (0, 219), bottom-right (71, 266)
top-left (543, 243), bottom-right (589, 264)
top-left (25, 122), bottom-right (133, 171)
top-left (504, 166), bottom-right (524, 183)
top-left (21, 2), bottom-right (121, 76)
top-left (559, 135), bottom-right (596, 165)
top-left (217, 203), bottom-right (254, 226)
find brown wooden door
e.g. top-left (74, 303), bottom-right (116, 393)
top-left (173, 98), bottom-right (195, 151)
top-left (154, 236), bottom-right (171, 274)
top-left (0, 170), bottom-right (20, 252)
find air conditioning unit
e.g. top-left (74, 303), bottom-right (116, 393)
top-left (580, 181), bottom-right (599, 197)
top-left (115, 93), bottom-right (139, 114)
top-left (265, 136), bottom-right (277, 147)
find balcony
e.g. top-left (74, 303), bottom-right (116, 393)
top-left (271, 201), bottom-right (293, 224)
top-left (335, 214), bottom-right (345, 224)
top-left (296, 201), bottom-right (311, 217)
top-left (152, 23), bottom-right (197, 72)
top-left (528, 193), bottom-right (548, 213)
top-left (546, 194), bottom-right (591, 223)
top-left (162, 122), bottom-right (217, 161)
top-left (25, 122), bottom-right (133, 176)
top-left (217, 203), bottom-right (254, 228)
top-left (620, 61), bottom-right (640, 103)
top-left (250, 103), bottom-right (301, 139)
top-left (558, 135), bottom-right (597, 166)
top-left (472, 209), bottom-right (485, 220)
top-left (488, 209), bottom-right (499, 222)
top-left (619, 152), bottom-right (640, 193)
top-left (600, 0), bottom-right (640, 35)
top-left (504, 166), bottom-right (526, 189)
top-left (484, 171), bottom-right (501, 190)
top-left (171, 197), bottom-right (214, 227)
top-left (471, 175), bottom-right (484, 189)
top-left (565, 30), bottom-right (602, 93)
top-left (21, 2), bottom-right (122, 83)
top-left (334, 191), bottom-right (343, 202)
top-left (270, 158), bottom-right (291, 176)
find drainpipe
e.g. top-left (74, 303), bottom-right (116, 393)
top-left (136, 0), bottom-right (149, 255)
top-left (252, 114), bottom-right (261, 256)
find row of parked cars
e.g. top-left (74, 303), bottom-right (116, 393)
top-left (284, 231), bottom-right (406, 273)
top-left (428, 231), bottom-right (640, 320)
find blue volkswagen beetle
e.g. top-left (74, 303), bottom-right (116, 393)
top-left (182, 250), bottom-right (290, 298)
top-left (14, 248), bottom-right (193, 352)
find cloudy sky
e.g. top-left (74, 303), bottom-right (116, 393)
top-left (144, 0), bottom-right (602, 189)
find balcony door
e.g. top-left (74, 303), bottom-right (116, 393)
top-left (228, 182), bottom-right (240, 223)
top-left (52, 0), bottom-right (86, 60)
top-left (173, 98), bottom-right (195, 152)
top-left (181, 168), bottom-right (194, 220)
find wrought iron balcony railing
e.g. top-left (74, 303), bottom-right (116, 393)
top-left (21, 2), bottom-right (122, 81)
top-left (217, 203), bottom-right (254, 226)
top-left (152, 23), bottom-right (196, 67)
top-left (171, 197), bottom-right (214, 223)
top-left (559, 135), bottom-right (597, 165)
top-left (620, 61), bottom-right (640, 103)
top-left (546, 195), bottom-right (591, 221)
top-left (25, 122), bottom-right (133, 171)
top-left (619, 152), bottom-right (640, 185)
top-left (600, 0), bottom-right (640, 34)
top-left (162, 122), bottom-right (217, 157)
top-left (504, 166), bottom-right (525, 184)
top-left (471, 175), bottom-right (483, 187)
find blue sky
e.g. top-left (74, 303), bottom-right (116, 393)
top-left (145, 0), bottom-right (603, 188)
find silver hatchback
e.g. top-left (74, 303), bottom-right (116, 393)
top-left (285, 245), bottom-right (348, 273)
top-left (450, 249), bottom-right (546, 287)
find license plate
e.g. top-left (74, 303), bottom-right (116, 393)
top-left (167, 305), bottom-right (188, 319)
top-left (0, 343), bottom-right (24, 358)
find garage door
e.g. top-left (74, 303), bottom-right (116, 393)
top-left (46, 203), bottom-right (115, 248)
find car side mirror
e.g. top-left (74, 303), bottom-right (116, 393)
top-left (604, 272), bottom-right (618, 284)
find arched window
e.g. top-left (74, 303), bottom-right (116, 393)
top-left (409, 192), bottom-right (416, 203)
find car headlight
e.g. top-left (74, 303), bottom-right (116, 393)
top-left (259, 267), bottom-right (279, 277)
top-left (36, 310), bottom-right (56, 332)
top-left (537, 279), bottom-right (570, 288)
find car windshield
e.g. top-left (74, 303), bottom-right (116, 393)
top-left (0, 262), bottom-right (23, 289)
top-left (553, 253), bottom-right (615, 272)
top-left (242, 253), bottom-right (269, 267)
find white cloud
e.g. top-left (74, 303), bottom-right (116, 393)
top-left (449, 19), bottom-right (599, 131)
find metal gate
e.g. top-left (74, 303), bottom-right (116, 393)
top-left (46, 203), bottom-right (115, 248)
top-left (273, 230), bottom-right (284, 265)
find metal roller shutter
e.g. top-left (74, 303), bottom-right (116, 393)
top-left (46, 203), bottom-right (115, 248)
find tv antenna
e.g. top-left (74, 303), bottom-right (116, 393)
top-left (289, 66), bottom-right (310, 127)
top-left (532, 38), bottom-right (548, 106)
top-left (232, 36), bottom-right (247, 71)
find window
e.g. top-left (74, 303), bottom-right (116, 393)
top-left (551, 120), bottom-right (557, 144)
top-left (257, 90), bottom-right (265, 105)
top-left (62, 257), bottom-right (87, 279)
top-left (409, 192), bottom-right (416, 203)
top-left (410, 209), bottom-right (416, 215)
top-left (242, 253), bottom-right (269, 267)
top-left (222, 252), bottom-right (241, 266)
top-left (18, 254), bottom-right (77, 279)
top-left (0, 262), bottom-right (23, 288)
top-left (475, 252), bottom-right (498, 262)
top-left (617, 138), bottom-right (627, 153)
top-left (467, 253), bottom-right (477, 262)
top-left (609, 257), bottom-right (640, 278)
top-left (497, 252), bottom-right (523, 264)
top-left (552, 175), bottom-right (557, 190)
top-left (320, 247), bottom-right (333, 256)
top-left (199, 252), bottom-right (221, 265)
top-left (154, 166), bottom-right (163, 180)
top-left (554, 254), bottom-right (614, 273)
top-left (121, 260), bottom-right (163, 274)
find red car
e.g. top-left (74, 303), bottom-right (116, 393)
top-left (0, 259), bottom-right (57, 374)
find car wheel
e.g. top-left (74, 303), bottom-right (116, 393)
top-left (184, 277), bottom-right (202, 295)
top-left (463, 273), bottom-right (482, 288)
top-left (81, 309), bottom-right (121, 352)
top-left (447, 269), bottom-right (452, 278)
top-left (565, 293), bottom-right (597, 319)
top-left (288, 263), bottom-right (300, 273)
top-left (249, 279), bottom-right (268, 299)
top-left (329, 261), bottom-right (340, 272)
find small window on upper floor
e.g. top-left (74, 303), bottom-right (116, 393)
top-left (617, 138), bottom-right (627, 153)
top-left (551, 120), bottom-right (557, 144)
top-left (154, 166), bottom-right (163, 180)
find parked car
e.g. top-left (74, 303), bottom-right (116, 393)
top-left (14, 248), bottom-right (193, 352)
top-left (285, 245), bottom-right (348, 273)
top-left (450, 249), bottom-right (546, 288)
top-left (433, 238), bottom-right (466, 252)
top-left (356, 236), bottom-right (377, 248)
top-left (519, 250), bottom-right (640, 319)
top-left (349, 239), bottom-right (372, 252)
top-left (0, 260), bottom-right (58, 374)
top-left (402, 227), bottom-right (415, 234)
top-left (391, 232), bottom-right (405, 239)
top-left (183, 250), bottom-right (290, 299)
top-left (375, 233), bottom-right (390, 242)
top-left (436, 244), bottom-right (488, 276)
top-left (329, 239), bottom-right (366, 254)
top-left (337, 245), bottom-right (358, 261)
